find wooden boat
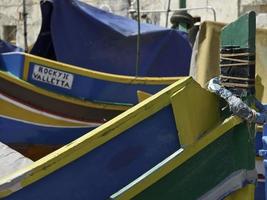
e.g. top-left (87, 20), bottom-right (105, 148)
top-left (0, 0), bottom-right (191, 153)
top-left (0, 51), bottom-right (185, 158)
top-left (0, 0), bottom-right (191, 157)
top-left (0, 4), bottom-right (257, 200)
top-left (0, 87), bottom-right (104, 160)
top-left (1, 0), bottom-right (192, 104)
top-left (0, 77), bottom-right (255, 199)
top-left (0, 14), bottom-right (257, 198)
top-left (31, 0), bottom-right (191, 81)
top-left (0, 52), bottom-right (185, 105)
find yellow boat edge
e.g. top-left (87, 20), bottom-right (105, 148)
top-left (23, 52), bottom-right (185, 85)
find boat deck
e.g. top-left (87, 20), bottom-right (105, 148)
top-left (0, 142), bottom-right (33, 179)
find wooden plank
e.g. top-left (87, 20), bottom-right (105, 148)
top-left (137, 90), bottom-right (152, 102)
top-left (171, 80), bottom-right (219, 146)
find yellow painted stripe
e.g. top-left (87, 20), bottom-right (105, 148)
top-left (0, 77), bottom-right (191, 198)
top-left (256, 156), bottom-right (263, 161)
top-left (225, 184), bottom-right (255, 200)
top-left (23, 54), bottom-right (30, 81)
top-left (0, 97), bottom-right (90, 127)
top-left (0, 189), bottom-right (12, 198)
top-left (0, 70), bottom-right (129, 111)
top-left (24, 53), bottom-right (184, 85)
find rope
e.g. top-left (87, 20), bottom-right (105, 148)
top-left (165, 0), bottom-right (172, 27)
top-left (220, 52), bottom-right (255, 67)
top-left (220, 62), bottom-right (255, 67)
top-left (23, 0), bottom-right (28, 53)
top-left (220, 57), bottom-right (253, 63)
top-left (135, 0), bottom-right (141, 77)
top-left (220, 48), bottom-right (255, 92)
top-left (220, 52), bottom-right (254, 57)
top-left (221, 82), bottom-right (254, 88)
top-left (220, 75), bottom-right (254, 81)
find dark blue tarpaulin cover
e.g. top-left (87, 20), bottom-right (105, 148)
top-left (0, 40), bottom-right (22, 53)
top-left (31, 0), bottom-right (192, 77)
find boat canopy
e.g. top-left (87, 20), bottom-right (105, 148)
top-left (31, 0), bottom-right (192, 77)
top-left (0, 40), bottom-right (22, 53)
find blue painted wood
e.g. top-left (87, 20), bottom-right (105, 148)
top-left (255, 105), bottom-right (267, 200)
top-left (5, 106), bottom-right (180, 200)
top-left (27, 61), bottom-right (167, 104)
top-left (256, 131), bottom-right (263, 156)
top-left (0, 53), bottom-right (25, 78)
top-left (261, 124), bottom-right (267, 200)
top-left (255, 181), bottom-right (265, 200)
top-left (0, 53), bottom-right (170, 104)
top-left (0, 116), bottom-right (93, 145)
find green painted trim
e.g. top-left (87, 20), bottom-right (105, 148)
top-left (221, 11), bottom-right (256, 51)
top-left (220, 11), bottom-right (256, 169)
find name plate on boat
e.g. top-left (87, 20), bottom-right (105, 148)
top-left (32, 64), bottom-right (74, 89)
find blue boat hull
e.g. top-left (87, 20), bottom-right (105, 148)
top-left (0, 116), bottom-right (93, 145)
top-left (0, 52), bottom-right (179, 104)
top-left (5, 106), bottom-right (180, 199)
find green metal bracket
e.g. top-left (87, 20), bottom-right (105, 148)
top-left (178, 24), bottom-right (188, 32)
top-left (179, 0), bottom-right (186, 8)
top-left (179, 0), bottom-right (187, 31)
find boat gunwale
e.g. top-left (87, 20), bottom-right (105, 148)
top-left (0, 91), bottom-right (101, 127)
top-left (0, 70), bottom-right (130, 111)
top-left (2, 52), bottom-right (186, 85)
